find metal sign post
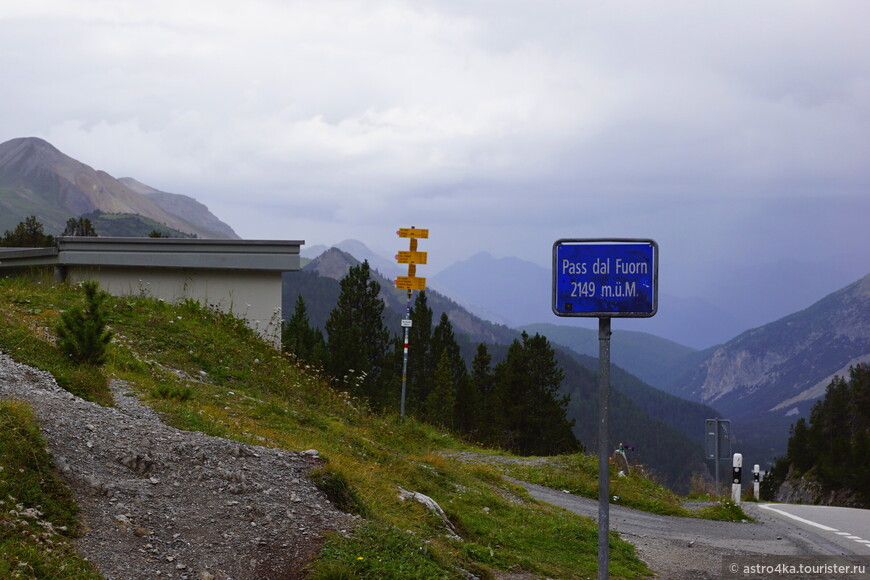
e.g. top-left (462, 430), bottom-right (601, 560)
top-left (705, 418), bottom-right (732, 497)
top-left (552, 239), bottom-right (658, 580)
top-left (396, 227), bottom-right (428, 420)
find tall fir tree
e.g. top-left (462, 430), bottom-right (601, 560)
top-left (406, 291), bottom-right (434, 414)
top-left (283, 295), bottom-right (325, 365)
top-left (430, 313), bottom-right (469, 429)
top-left (494, 332), bottom-right (580, 456)
top-left (425, 350), bottom-right (457, 429)
top-left (469, 343), bottom-right (497, 444)
top-left (324, 261), bottom-right (392, 407)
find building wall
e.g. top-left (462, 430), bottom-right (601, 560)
top-left (66, 266), bottom-right (283, 346)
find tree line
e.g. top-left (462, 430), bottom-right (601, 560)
top-left (1, 216), bottom-right (172, 246)
top-left (283, 261), bottom-right (581, 456)
top-left (762, 364), bottom-right (870, 504)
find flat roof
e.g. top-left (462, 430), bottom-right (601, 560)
top-left (0, 238), bottom-right (304, 272)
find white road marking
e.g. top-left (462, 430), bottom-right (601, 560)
top-left (758, 504), bottom-right (839, 532)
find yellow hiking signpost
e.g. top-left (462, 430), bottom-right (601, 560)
top-left (396, 227), bottom-right (428, 418)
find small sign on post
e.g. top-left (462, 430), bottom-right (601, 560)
top-left (552, 238), bottom-right (657, 580)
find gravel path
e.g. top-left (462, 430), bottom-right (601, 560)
top-left (0, 352), bottom-right (354, 580)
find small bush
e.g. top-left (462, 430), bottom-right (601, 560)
top-left (696, 498), bottom-right (753, 522)
top-left (56, 281), bottom-right (113, 366)
top-left (150, 382), bottom-right (193, 402)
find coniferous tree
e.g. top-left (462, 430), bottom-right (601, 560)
top-left (406, 291), bottom-right (434, 414)
top-left (494, 332), bottom-right (580, 456)
top-left (62, 217), bottom-right (98, 237)
top-left (470, 343), bottom-right (497, 444)
top-left (425, 350), bottom-right (457, 429)
top-left (1, 216), bottom-right (55, 247)
top-left (773, 364), bottom-right (870, 504)
top-left (283, 295), bottom-right (325, 365)
top-left (324, 261), bottom-right (391, 407)
top-left (430, 313), bottom-right (469, 429)
top-left (56, 281), bottom-right (113, 365)
top-left (786, 417), bottom-right (812, 474)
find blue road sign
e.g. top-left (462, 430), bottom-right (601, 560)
top-left (552, 239), bottom-right (658, 317)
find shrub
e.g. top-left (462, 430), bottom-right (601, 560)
top-left (56, 281), bottom-right (113, 365)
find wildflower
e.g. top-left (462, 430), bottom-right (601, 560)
top-left (357, 556), bottom-right (364, 561)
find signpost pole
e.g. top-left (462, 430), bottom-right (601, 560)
top-left (400, 288), bottom-right (411, 420)
top-left (395, 226), bottom-right (429, 421)
top-left (550, 239), bottom-right (657, 580)
top-left (714, 418), bottom-right (720, 497)
top-left (597, 316), bottom-right (612, 580)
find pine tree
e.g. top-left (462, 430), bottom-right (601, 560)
top-left (406, 291), bottom-right (434, 414)
top-left (430, 313), bottom-right (469, 429)
top-left (283, 295), bottom-right (325, 365)
top-left (786, 417), bottom-right (812, 474)
top-left (56, 281), bottom-right (114, 365)
top-left (494, 332), bottom-right (580, 456)
top-left (324, 261), bottom-right (391, 407)
top-left (1, 216), bottom-right (56, 247)
top-left (62, 217), bottom-right (98, 237)
top-left (470, 343), bottom-right (497, 444)
top-left (425, 350), bottom-right (457, 428)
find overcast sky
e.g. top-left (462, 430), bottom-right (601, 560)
top-left (2, 1), bottom-right (869, 304)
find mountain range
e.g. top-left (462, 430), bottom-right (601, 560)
top-left (286, 248), bottom-right (722, 491)
top-left (0, 137), bottom-right (237, 239)
top-left (5, 136), bottom-right (867, 483)
top-left (305, 241), bottom-right (870, 470)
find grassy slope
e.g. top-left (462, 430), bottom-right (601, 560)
top-left (0, 275), bottom-right (748, 578)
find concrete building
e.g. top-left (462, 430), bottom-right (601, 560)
top-left (0, 237), bottom-right (303, 346)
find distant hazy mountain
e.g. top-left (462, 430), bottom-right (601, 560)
top-left (519, 322), bottom-right (699, 391)
top-left (294, 247), bottom-right (517, 345)
top-left (429, 251), bottom-right (748, 348)
top-left (119, 178), bottom-right (239, 239)
top-left (0, 137), bottom-right (236, 239)
top-left (673, 273), bottom-right (870, 421)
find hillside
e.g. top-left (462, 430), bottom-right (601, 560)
top-left (119, 178), bottom-right (240, 239)
top-left (0, 274), bottom-right (673, 578)
top-left (673, 273), bottom-right (870, 419)
top-left (81, 211), bottom-right (196, 238)
top-left (0, 137), bottom-right (236, 239)
top-left (285, 247), bottom-right (714, 491)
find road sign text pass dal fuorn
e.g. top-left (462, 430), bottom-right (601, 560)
top-left (552, 239), bottom-right (658, 317)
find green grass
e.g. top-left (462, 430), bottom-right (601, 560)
top-left (695, 499), bottom-right (753, 522)
top-left (500, 452), bottom-right (693, 517)
top-left (0, 276), bottom-right (657, 578)
top-left (0, 400), bottom-right (104, 579)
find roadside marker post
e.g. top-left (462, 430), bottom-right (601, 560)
top-left (552, 239), bottom-right (658, 580)
top-left (753, 464), bottom-right (761, 500)
top-left (396, 227), bottom-right (428, 420)
top-left (732, 453), bottom-right (743, 503)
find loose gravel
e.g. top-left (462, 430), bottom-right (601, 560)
top-left (0, 352), bottom-right (354, 580)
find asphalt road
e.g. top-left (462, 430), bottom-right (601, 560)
top-left (753, 503), bottom-right (870, 556)
top-left (511, 478), bottom-right (870, 579)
